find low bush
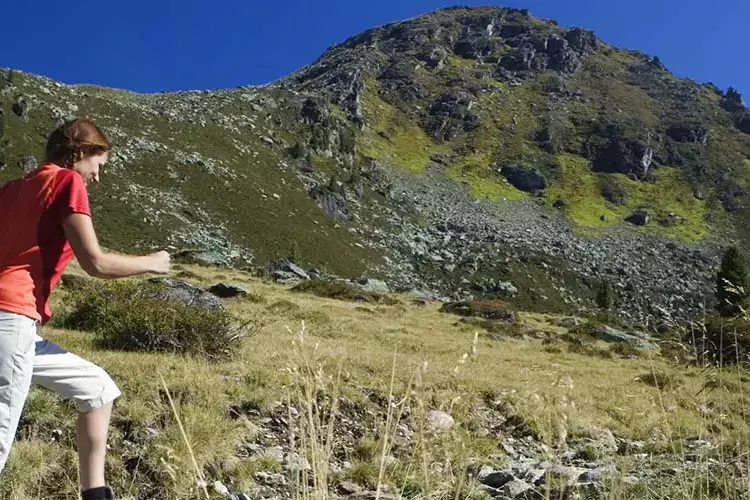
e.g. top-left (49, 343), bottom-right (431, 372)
top-left (686, 316), bottom-right (750, 366)
top-left (292, 278), bottom-right (398, 304)
top-left (439, 299), bottom-right (516, 322)
top-left (53, 280), bottom-right (254, 361)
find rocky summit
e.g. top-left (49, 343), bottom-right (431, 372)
top-left (2, 6), bottom-right (749, 327)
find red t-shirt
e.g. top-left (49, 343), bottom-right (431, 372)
top-left (0, 163), bottom-right (91, 324)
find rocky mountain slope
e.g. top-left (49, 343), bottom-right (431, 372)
top-left (2, 6), bottom-right (749, 327)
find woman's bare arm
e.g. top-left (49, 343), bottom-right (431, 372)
top-left (63, 213), bottom-right (170, 278)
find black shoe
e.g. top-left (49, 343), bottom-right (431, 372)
top-left (81, 486), bottom-right (115, 500)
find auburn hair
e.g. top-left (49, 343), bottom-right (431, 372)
top-left (44, 119), bottom-right (111, 167)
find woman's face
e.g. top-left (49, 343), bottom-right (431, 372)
top-left (72, 151), bottom-right (108, 185)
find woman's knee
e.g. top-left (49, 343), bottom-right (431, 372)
top-left (76, 367), bottom-right (122, 413)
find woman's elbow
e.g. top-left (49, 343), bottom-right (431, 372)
top-left (80, 253), bottom-right (108, 278)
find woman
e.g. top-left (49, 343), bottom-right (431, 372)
top-left (0, 119), bottom-right (171, 500)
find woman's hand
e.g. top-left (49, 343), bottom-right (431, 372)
top-left (147, 251), bottom-right (171, 275)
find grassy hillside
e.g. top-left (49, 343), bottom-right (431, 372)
top-left (0, 71), bottom-right (379, 275)
top-left (2, 262), bottom-right (748, 499)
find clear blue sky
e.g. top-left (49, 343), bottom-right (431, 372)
top-left (0, 0), bottom-right (747, 99)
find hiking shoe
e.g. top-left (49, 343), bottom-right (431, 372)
top-left (81, 485), bottom-right (115, 500)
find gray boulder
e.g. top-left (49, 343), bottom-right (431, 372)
top-left (22, 154), bottom-right (38, 173)
top-left (426, 410), bottom-right (455, 432)
top-left (173, 249), bottom-right (233, 267)
top-left (12, 97), bottom-right (29, 122)
top-left (271, 270), bottom-right (300, 282)
top-left (570, 426), bottom-right (618, 456)
top-left (352, 278), bottom-right (390, 294)
top-left (501, 165), bottom-right (548, 192)
top-left (502, 479), bottom-right (534, 498)
top-left (625, 209), bottom-right (650, 226)
top-left (269, 259), bottom-right (310, 280)
top-left (147, 278), bottom-right (225, 309)
top-left (480, 469), bottom-right (514, 489)
top-left (300, 98), bottom-right (330, 125)
top-left (208, 283), bottom-right (249, 298)
top-left (589, 325), bottom-right (655, 348)
top-left (554, 317), bottom-right (580, 328)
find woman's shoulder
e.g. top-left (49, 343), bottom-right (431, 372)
top-left (34, 163), bottom-right (83, 186)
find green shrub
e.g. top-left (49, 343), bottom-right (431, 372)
top-left (59, 273), bottom-right (94, 291)
top-left (637, 371), bottom-right (681, 389)
top-left (595, 280), bottom-right (614, 312)
top-left (266, 299), bottom-right (301, 315)
top-left (716, 246), bottom-right (749, 317)
top-left (609, 342), bottom-right (642, 358)
top-left (292, 279), bottom-right (398, 305)
top-left (246, 291), bottom-right (266, 303)
top-left (688, 316), bottom-right (750, 366)
top-left (598, 175), bottom-right (630, 205)
top-left (560, 329), bottom-right (614, 359)
top-left (343, 461), bottom-right (379, 488)
top-left (568, 342), bottom-right (613, 359)
top-left (53, 281), bottom-right (253, 361)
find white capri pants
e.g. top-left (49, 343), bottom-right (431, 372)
top-left (0, 310), bottom-right (121, 472)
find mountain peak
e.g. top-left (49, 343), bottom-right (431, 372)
top-left (2, 6), bottom-right (749, 326)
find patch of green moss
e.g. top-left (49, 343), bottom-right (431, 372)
top-left (308, 154), bottom-right (340, 176)
top-left (545, 154), bottom-right (619, 227)
top-left (445, 55), bottom-right (477, 70)
top-left (477, 82), bottom-right (545, 165)
top-left (547, 154), bottom-right (709, 241)
top-left (629, 168), bottom-right (709, 240)
top-left (436, 81), bottom-right (548, 201)
top-left (358, 79), bottom-right (447, 173)
top-left (571, 53), bottom-right (661, 129)
top-left (444, 153), bottom-right (523, 201)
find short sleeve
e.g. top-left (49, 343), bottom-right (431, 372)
top-left (49, 170), bottom-right (91, 220)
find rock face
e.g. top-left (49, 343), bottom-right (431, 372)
top-left (12, 97), bottom-right (29, 122)
top-left (625, 209), bottom-right (650, 226)
top-left (501, 165), bottom-right (548, 192)
top-left (300, 98), bottom-right (330, 125)
top-left (586, 122), bottom-right (654, 179)
top-left (500, 33), bottom-right (583, 74)
top-left (667, 122), bottom-right (708, 144)
top-left (738, 115), bottom-right (750, 134)
top-left (378, 61), bottom-right (427, 102)
top-left (423, 92), bottom-right (479, 142)
top-left (309, 186), bottom-right (349, 224)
